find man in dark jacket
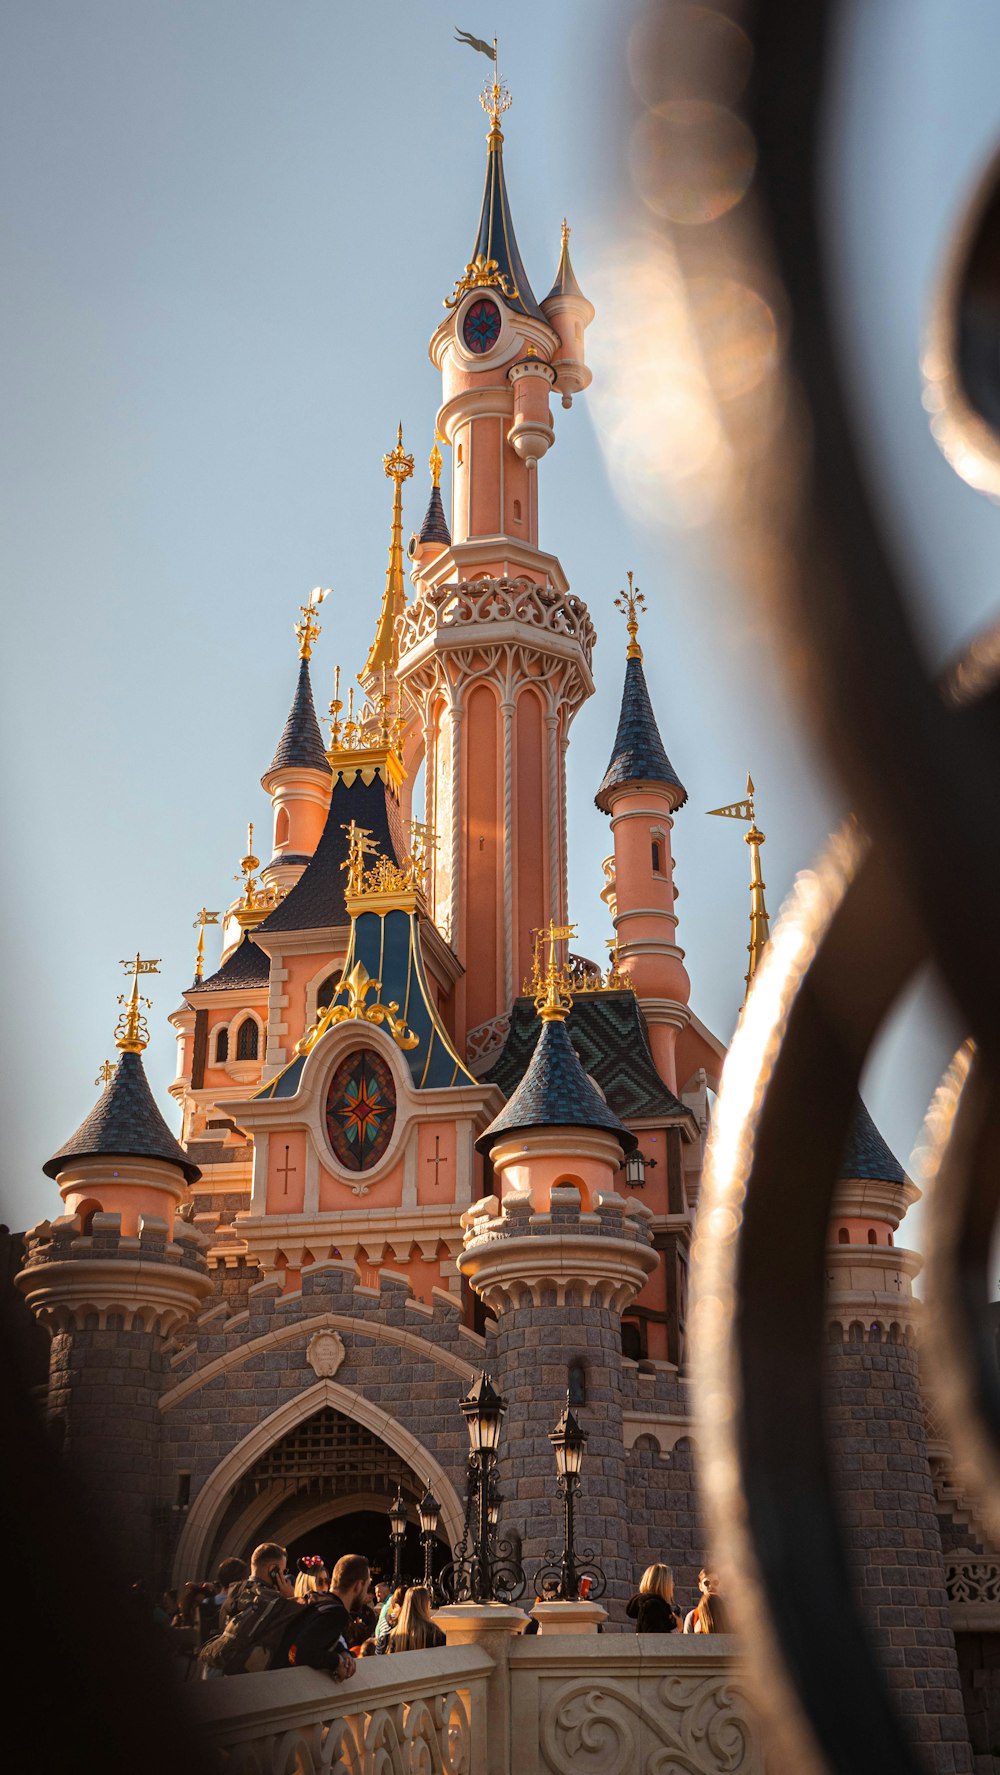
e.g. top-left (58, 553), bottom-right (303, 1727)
top-left (278, 1555), bottom-right (371, 1678)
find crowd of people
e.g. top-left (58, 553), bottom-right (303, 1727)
top-left (149, 1546), bottom-right (727, 1678)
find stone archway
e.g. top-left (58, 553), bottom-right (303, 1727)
top-left (171, 1379), bottom-right (465, 1584)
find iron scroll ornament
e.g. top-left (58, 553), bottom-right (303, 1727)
top-left (436, 1453), bottom-right (527, 1606)
top-left (635, 2), bottom-right (1000, 1772)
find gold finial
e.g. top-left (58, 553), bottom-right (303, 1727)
top-left (95, 1059), bottom-right (115, 1089)
top-left (614, 571), bottom-right (645, 661)
top-left (340, 821), bottom-right (379, 894)
top-left (479, 38), bottom-right (512, 138)
top-left (535, 920), bottom-right (576, 1022)
top-left (363, 427), bottom-right (415, 682)
top-left (408, 818), bottom-right (438, 880)
top-left (429, 436), bottom-right (443, 490)
top-left (294, 587), bottom-right (329, 661)
top-left (115, 952), bottom-right (161, 1053)
top-left (235, 823), bottom-right (259, 904)
top-left (192, 907), bottom-right (221, 984)
top-left (707, 773), bottom-right (771, 1004)
top-left (328, 664), bottom-right (343, 749)
top-left (561, 217), bottom-right (570, 247)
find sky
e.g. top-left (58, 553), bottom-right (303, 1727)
top-left (3, 1), bottom-right (1000, 1246)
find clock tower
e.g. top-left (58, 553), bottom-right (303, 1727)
top-left (398, 72), bottom-right (596, 1062)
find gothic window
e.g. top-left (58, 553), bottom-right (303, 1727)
top-left (513, 498), bottom-right (522, 521)
top-left (325, 1047), bottom-right (397, 1172)
top-left (317, 974), bottom-right (339, 1010)
top-left (215, 1027), bottom-right (229, 1065)
top-left (568, 1360), bottom-right (587, 1406)
top-left (236, 1019), bottom-right (259, 1061)
top-left (867, 1228), bottom-right (878, 1245)
top-left (651, 839), bottom-right (663, 875)
top-left (837, 1227), bottom-right (849, 1243)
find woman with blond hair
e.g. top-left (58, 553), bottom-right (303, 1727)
top-left (386, 1585), bottom-right (446, 1654)
top-left (294, 1555), bottom-right (330, 1600)
top-left (625, 1564), bottom-right (682, 1633)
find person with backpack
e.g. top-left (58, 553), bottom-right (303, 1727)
top-left (198, 1541), bottom-right (300, 1677)
top-left (276, 1554), bottom-right (370, 1678)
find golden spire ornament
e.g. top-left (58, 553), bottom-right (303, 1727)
top-left (363, 426), bottom-right (414, 682)
top-left (535, 920), bottom-right (576, 1022)
top-left (707, 773), bottom-right (771, 1004)
top-left (327, 664), bottom-right (343, 751)
top-left (478, 38), bottom-right (512, 138)
top-left (192, 907), bottom-right (221, 984)
top-left (294, 587), bottom-right (329, 661)
top-left (95, 1059), bottom-right (115, 1089)
top-left (115, 953), bottom-right (161, 1053)
top-left (429, 435), bottom-right (443, 490)
top-left (614, 571), bottom-right (645, 661)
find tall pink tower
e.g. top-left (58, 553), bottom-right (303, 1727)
top-left (398, 66), bottom-right (595, 1055)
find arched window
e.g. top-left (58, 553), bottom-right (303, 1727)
top-left (78, 1200), bottom-right (102, 1234)
top-left (215, 1027), bottom-right (229, 1065)
top-left (236, 1019), bottom-right (259, 1061)
top-left (867, 1228), bottom-right (878, 1245)
top-left (621, 1320), bottom-right (644, 1362)
top-left (317, 974), bottom-right (339, 1010)
top-left (568, 1360), bottom-right (587, 1406)
top-left (275, 807), bottom-right (290, 847)
top-left (837, 1227), bottom-right (849, 1244)
top-left (513, 498), bottom-right (522, 521)
top-left (651, 839), bottom-right (663, 874)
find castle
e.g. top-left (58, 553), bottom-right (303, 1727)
top-left (15, 66), bottom-right (997, 1766)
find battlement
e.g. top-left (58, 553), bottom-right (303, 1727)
top-left (461, 1185), bottom-right (654, 1251)
top-left (22, 1212), bottom-right (210, 1274)
top-left (458, 1186), bottom-right (658, 1312)
top-left (17, 1212), bottom-right (213, 1334)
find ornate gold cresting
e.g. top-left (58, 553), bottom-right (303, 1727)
top-left (522, 921), bottom-right (633, 997)
top-left (295, 587), bottom-right (329, 661)
top-left (445, 252), bottom-right (519, 311)
top-left (294, 959), bottom-right (418, 1057)
top-left (115, 953), bottom-right (161, 1053)
top-left (535, 920), bottom-right (576, 1022)
top-left (192, 907), bottom-right (220, 985)
top-left (363, 426), bottom-right (415, 681)
top-left (707, 773), bottom-right (771, 1003)
top-left (233, 823), bottom-right (282, 928)
top-left (614, 571), bottom-right (645, 661)
top-left (339, 818), bottom-right (435, 904)
top-left (94, 1059), bottom-right (115, 1089)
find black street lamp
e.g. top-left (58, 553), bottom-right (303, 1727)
top-left (388, 1489), bottom-right (408, 1587)
top-left (417, 1488), bottom-right (440, 1590)
top-left (533, 1397), bottom-right (607, 1602)
top-left (438, 1371), bottom-right (525, 1604)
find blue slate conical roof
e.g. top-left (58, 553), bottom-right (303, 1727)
top-left (418, 484), bottom-right (451, 546)
top-left (265, 658), bottom-right (329, 778)
top-left (468, 131), bottom-right (546, 325)
top-left (477, 1014), bottom-right (636, 1155)
top-left (43, 1050), bottom-right (200, 1184)
top-left (595, 655), bottom-right (687, 813)
top-left (839, 1099), bottom-right (905, 1185)
top-left (195, 934), bottom-right (269, 994)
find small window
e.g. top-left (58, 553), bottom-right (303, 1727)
top-left (78, 1200), bottom-right (102, 1234)
top-left (568, 1360), bottom-right (587, 1406)
top-left (275, 807), bottom-right (290, 847)
top-left (457, 443), bottom-right (464, 466)
top-left (621, 1320), bottom-right (644, 1362)
top-left (651, 839), bottom-right (663, 874)
top-left (867, 1228), bottom-right (877, 1245)
top-left (837, 1227), bottom-right (849, 1244)
top-left (175, 1472), bottom-right (191, 1510)
top-left (317, 974), bottom-right (339, 1010)
top-left (215, 1027), bottom-right (229, 1065)
top-left (513, 498), bottom-right (522, 521)
top-left (236, 1020), bottom-right (259, 1061)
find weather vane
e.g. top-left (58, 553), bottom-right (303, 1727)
top-left (94, 1059), bottom-right (115, 1089)
top-left (536, 920), bottom-right (576, 1022)
top-left (454, 28), bottom-right (510, 134)
top-left (614, 571), bottom-right (646, 661)
top-left (295, 587), bottom-right (330, 661)
top-left (192, 906), bottom-right (221, 985)
top-left (707, 773), bottom-right (771, 1003)
top-left (115, 953), bottom-right (161, 1053)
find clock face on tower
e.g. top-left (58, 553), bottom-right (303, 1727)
top-left (463, 296), bottom-right (502, 355)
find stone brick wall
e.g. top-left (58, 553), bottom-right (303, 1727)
top-left (627, 1434), bottom-right (703, 1607)
top-left (827, 1328), bottom-right (973, 1773)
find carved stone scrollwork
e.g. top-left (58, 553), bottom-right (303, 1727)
top-left (539, 1673), bottom-right (760, 1775)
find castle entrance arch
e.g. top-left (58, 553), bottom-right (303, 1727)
top-left (171, 1379), bottom-right (463, 1585)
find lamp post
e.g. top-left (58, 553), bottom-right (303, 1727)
top-left (533, 1397), bottom-right (607, 1602)
top-left (417, 1488), bottom-right (440, 1591)
top-left (388, 1489), bottom-right (408, 1587)
top-left (438, 1370), bottom-right (525, 1603)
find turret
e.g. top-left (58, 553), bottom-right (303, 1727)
top-left (595, 578), bottom-right (690, 1090)
top-left (260, 594), bottom-right (333, 898)
top-left (408, 437), bottom-right (451, 580)
top-left (828, 1100), bottom-right (921, 1334)
top-left (540, 220), bottom-right (595, 409)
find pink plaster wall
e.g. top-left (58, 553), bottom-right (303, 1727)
top-left (515, 690), bottom-right (545, 993)
top-left (464, 682), bottom-right (500, 1034)
top-left (318, 1156), bottom-right (404, 1212)
top-left (416, 1123), bottom-right (456, 1205)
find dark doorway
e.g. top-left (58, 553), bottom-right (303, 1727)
top-left (285, 1511), bottom-right (449, 1589)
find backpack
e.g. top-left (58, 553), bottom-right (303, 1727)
top-left (198, 1589), bottom-right (303, 1675)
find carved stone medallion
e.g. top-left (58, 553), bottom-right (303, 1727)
top-left (305, 1329), bottom-right (346, 1379)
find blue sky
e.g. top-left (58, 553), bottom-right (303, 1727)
top-left (3, 2), bottom-right (1000, 1248)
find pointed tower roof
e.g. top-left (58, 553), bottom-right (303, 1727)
top-left (544, 219), bottom-right (586, 303)
top-left (364, 427), bottom-right (414, 682)
top-left (418, 438), bottom-right (451, 545)
top-left (838, 1099), bottom-right (906, 1185)
top-left (448, 75), bottom-right (546, 326)
top-left (265, 656), bottom-right (329, 777)
top-left (195, 933), bottom-right (269, 994)
top-left (595, 577), bottom-right (686, 813)
top-left (44, 1051), bottom-right (199, 1184)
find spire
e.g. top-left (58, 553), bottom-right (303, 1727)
top-left (265, 599), bottom-right (331, 778)
top-left (418, 436), bottom-right (451, 546)
top-left (544, 218), bottom-right (585, 303)
top-left (45, 964), bottom-right (200, 1183)
top-left (476, 933), bottom-right (636, 1155)
top-left (706, 775), bottom-right (771, 1003)
top-left (838, 1098), bottom-right (906, 1186)
top-left (595, 576), bottom-right (687, 812)
top-left (445, 69), bottom-right (546, 324)
top-left (363, 426), bottom-right (414, 682)
top-left (191, 907), bottom-right (220, 986)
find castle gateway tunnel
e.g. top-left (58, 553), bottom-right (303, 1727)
top-left (172, 1399), bottom-right (457, 1586)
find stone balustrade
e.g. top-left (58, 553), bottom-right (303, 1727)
top-left (187, 1623), bottom-right (764, 1775)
